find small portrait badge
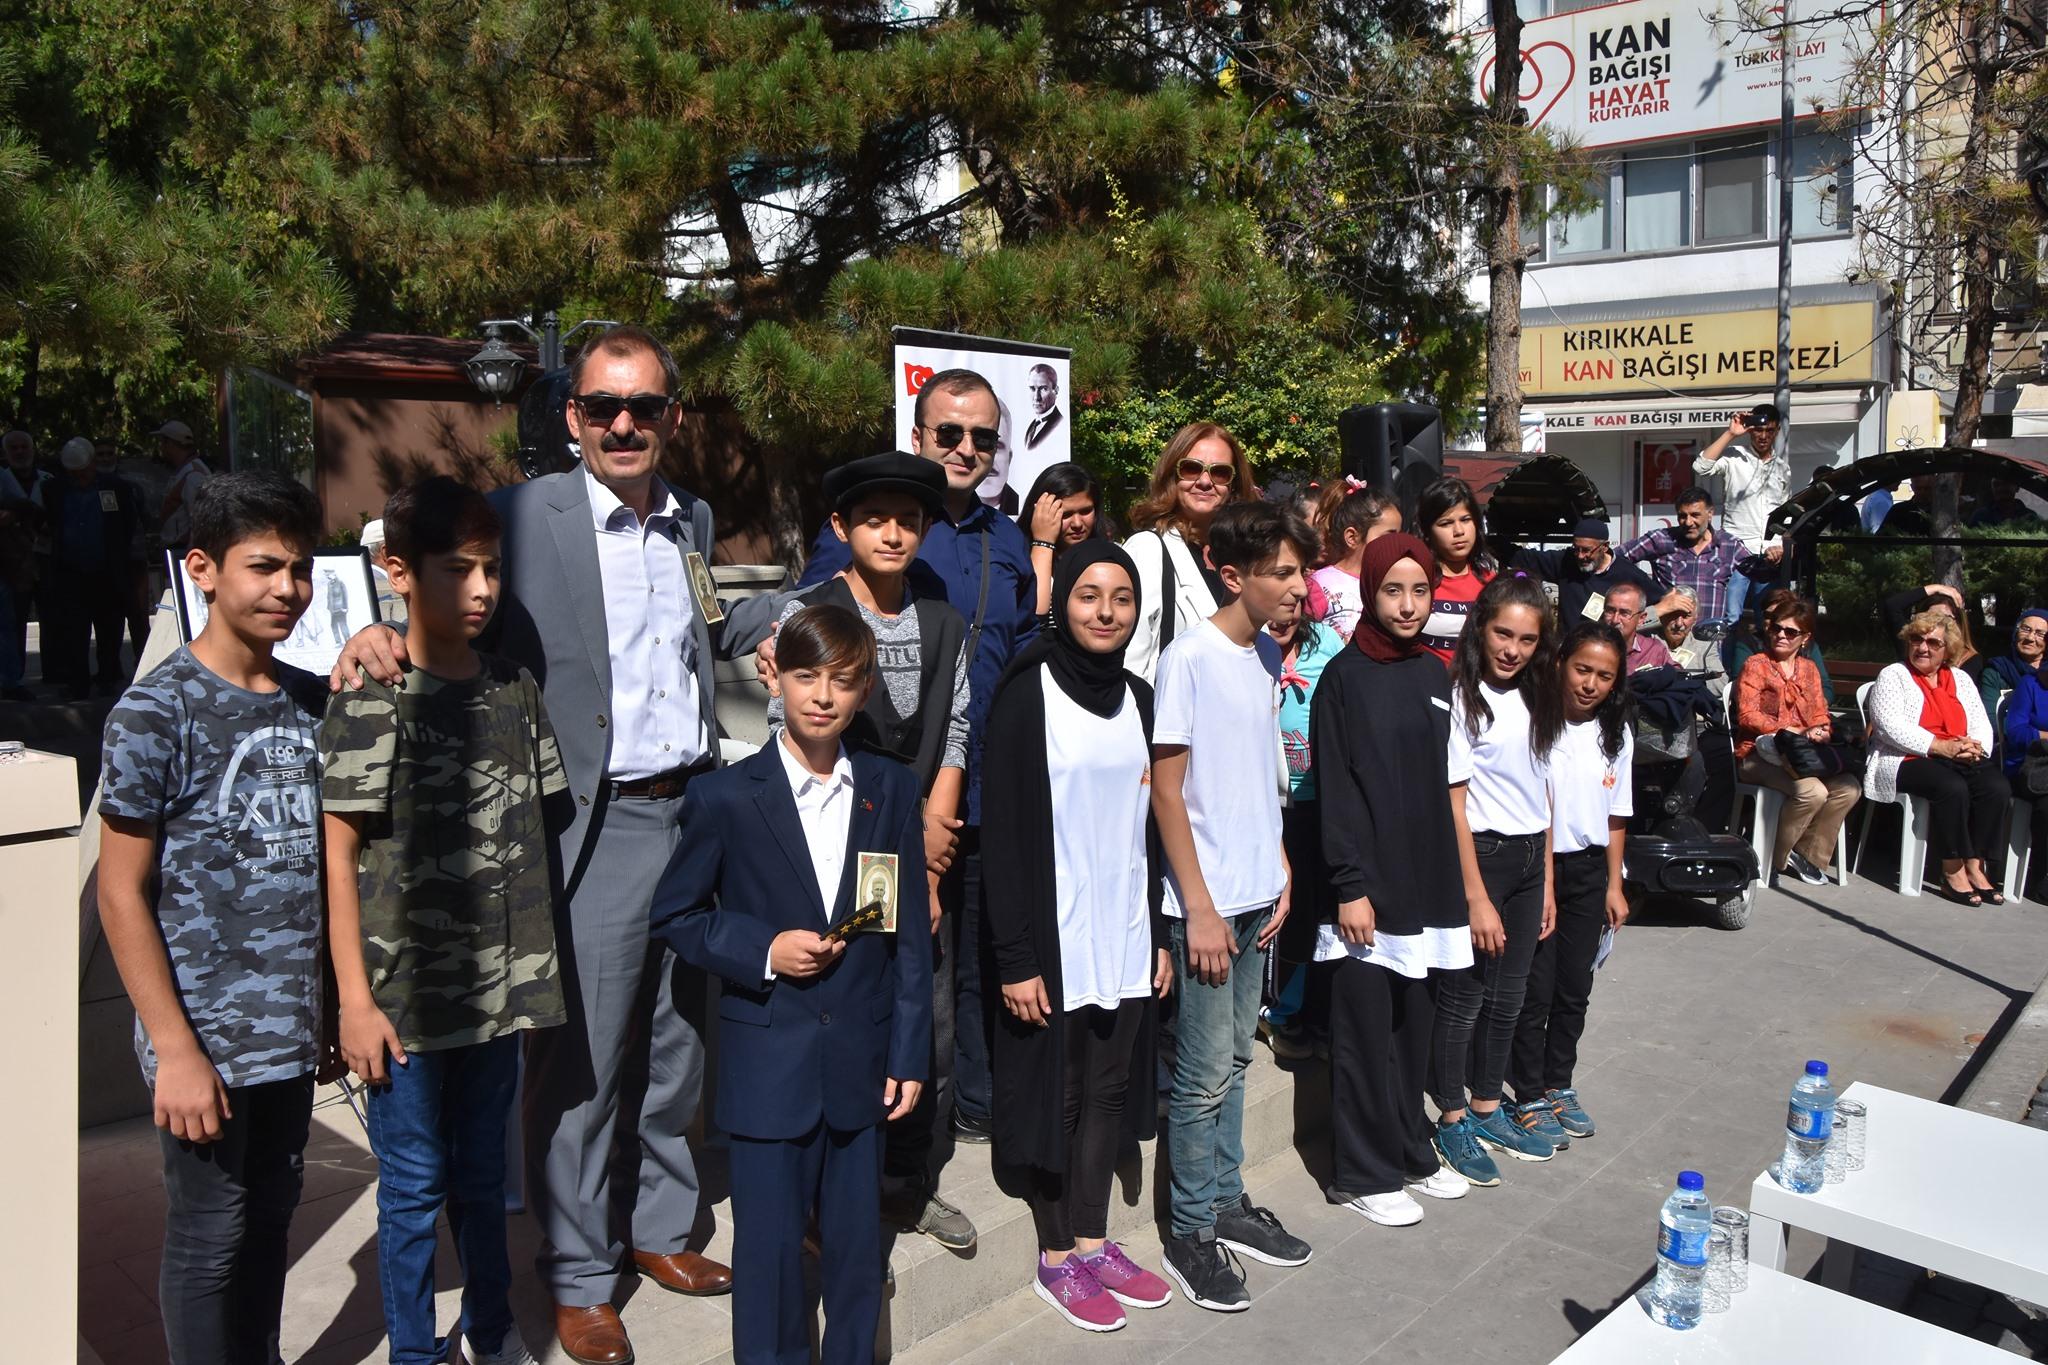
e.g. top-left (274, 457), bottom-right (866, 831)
top-left (685, 550), bottom-right (725, 625)
top-left (854, 851), bottom-right (900, 933)
top-left (99, 490), bottom-right (120, 512)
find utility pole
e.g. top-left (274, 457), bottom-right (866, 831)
top-left (1774, 0), bottom-right (1796, 444)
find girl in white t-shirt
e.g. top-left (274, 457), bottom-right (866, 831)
top-left (1510, 621), bottom-right (1632, 1145)
top-left (1433, 575), bottom-right (1563, 1186)
top-left (1309, 482), bottom-right (1402, 643)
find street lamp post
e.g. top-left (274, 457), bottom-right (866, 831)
top-left (463, 311), bottom-right (623, 403)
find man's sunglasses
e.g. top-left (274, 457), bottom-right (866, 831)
top-left (925, 422), bottom-right (1000, 454)
top-left (572, 392), bottom-right (673, 424)
top-left (1177, 458), bottom-right (1236, 484)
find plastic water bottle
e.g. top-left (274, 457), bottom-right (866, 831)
top-left (1649, 1171), bottom-right (1712, 1329)
top-left (1776, 1060), bottom-right (1836, 1193)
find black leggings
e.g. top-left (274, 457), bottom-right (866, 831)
top-left (1510, 846), bottom-right (1609, 1101)
top-left (1430, 831), bottom-right (1546, 1112)
top-left (1896, 755), bottom-right (2010, 867)
top-left (1027, 998), bottom-right (1143, 1250)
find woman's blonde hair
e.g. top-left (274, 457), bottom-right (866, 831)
top-left (1127, 422), bottom-right (1256, 539)
top-left (1899, 608), bottom-right (1964, 661)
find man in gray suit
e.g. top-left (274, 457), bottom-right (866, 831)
top-left (335, 326), bottom-right (777, 1365)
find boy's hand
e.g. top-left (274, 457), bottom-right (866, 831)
top-left (884, 1077), bottom-right (923, 1121)
top-left (1256, 881), bottom-right (1291, 950)
top-left (1337, 896), bottom-right (1375, 946)
top-left (770, 929), bottom-right (845, 979)
top-left (923, 810), bottom-right (963, 875)
top-left (329, 623), bottom-right (408, 691)
top-left (755, 629), bottom-right (779, 695)
top-left (1185, 906), bottom-right (1236, 987)
top-left (1154, 948), bottom-right (1174, 999)
top-left (1001, 976), bottom-right (1052, 1027)
top-left (154, 1048), bottom-right (232, 1144)
top-left (1470, 899), bottom-right (1506, 957)
top-left (340, 1000), bottom-right (407, 1085)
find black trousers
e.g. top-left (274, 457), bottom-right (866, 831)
top-left (1025, 999), bottom-right (1143, 1250)
top-left (2012, 771), bottom-right (2047, 896)
top-left (1327, 957), bottom-right (1438, 1200)
top-left (48, 568), bottom-right (128, 691)
top-left (883, 899), bottom-right (956, 1194)
top-left (1510, 847), bottom-right (1609, 1101)
top-left (1896, 755), bottom-right (2011, 867)
top-left (1429, 831), bottom-right (1546, 1111)
top-left (157, 1074), bottom-right (313, 1365)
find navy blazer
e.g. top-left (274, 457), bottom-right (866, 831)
top-left (650, 744), bottom-right (932, 1140)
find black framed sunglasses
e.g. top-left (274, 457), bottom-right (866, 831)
top-left (924, 422), bottom-right (1000, 454)
top-left (572, 392), bottom-right (673, 425)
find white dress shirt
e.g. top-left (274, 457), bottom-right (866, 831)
top-left (765, 736), bottom-right (857, 981)
top-left (586, 467), bottom-right (707, 778)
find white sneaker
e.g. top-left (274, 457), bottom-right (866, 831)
top-left (1405, 1166), bottom-right (1470, 1201)
top-left (454, 1329), bottom-right (540, 1365)
top-left (1345, 1190), bottom-right (1425, 1226)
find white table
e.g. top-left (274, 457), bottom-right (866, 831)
top-left (1747, 1082), bottom-right (2048, 1304)
top-left (1552, 1265), bottom-right (2013, 1362)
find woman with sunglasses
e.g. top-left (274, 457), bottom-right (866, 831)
top-left (1021, 463), bottom-right (1113, 622)
top-left (1868, 610), bottom-right (2009, 904)
top-left (1122, 423), bottom-right (1255, 681)
top-left (1732, 597), bottom-right (1860, 886)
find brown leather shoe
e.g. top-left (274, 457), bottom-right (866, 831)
top-left (632, 1248), bottom-right (735, 1297)
top-left (553, 1302), bottom-right (633, 1365)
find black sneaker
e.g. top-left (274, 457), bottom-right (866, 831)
top-left (1161, 1227), bottom-right (1250, 1312)
top-left (1785, 850), bottom-right (1829, 886)
top-left (1213, 1195), bottom-right (1313, 1267)
top-left (950, 1108), bottom-right (994, 1145)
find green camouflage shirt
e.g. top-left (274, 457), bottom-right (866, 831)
top-left (321, 653), bottom-right (568, 1051)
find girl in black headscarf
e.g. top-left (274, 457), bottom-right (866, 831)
top-left (982, 538), bottom-right (1176, 1332)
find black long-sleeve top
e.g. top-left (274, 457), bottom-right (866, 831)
top-left (1309, 646), bottom-right (1468, 935)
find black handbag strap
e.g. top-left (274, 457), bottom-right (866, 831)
top-left (1159, 533), bottom-right (1179, 653)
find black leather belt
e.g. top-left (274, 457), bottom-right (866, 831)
top-left (607, 758), bottom-right (714, 801)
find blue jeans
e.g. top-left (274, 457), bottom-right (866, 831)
top-left (1166, 907), bottom-right (1271, 1236)
top-left (365, 1034), bottom-right (520, 1364)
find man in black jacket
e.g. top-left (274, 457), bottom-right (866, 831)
top-left (46, 436), bottom-right (141, 696)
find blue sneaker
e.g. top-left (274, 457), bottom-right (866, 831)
top-left (1511, 1098), bottom-right (1570, 1150)
top-left (1473, 1105), bottom-right (1556, 1162)
top-left (1432, 1115), bottom-right (1502, 1187)
top-left (1548, 1088), bottom-right (1595, 1138)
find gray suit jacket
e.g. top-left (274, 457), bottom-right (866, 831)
top-left (485, 469), bottom-right (778, 883)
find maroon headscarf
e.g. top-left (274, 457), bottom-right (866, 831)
top-left (1351, 531), bottom-right (1440, 664)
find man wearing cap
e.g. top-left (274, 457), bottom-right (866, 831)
top-left (358, 518), bottom-right (407, 624)
top-left (152, 419), bottom-right (210, 554)
top-left (1694, 405), bottom-right (1790, 625)
top-left (1617, 484), bottom-right (1746, 627)
top-left (46, 436), bottom-right (141, 696)
top-left (1508, 517), bottom-right (1659, 624)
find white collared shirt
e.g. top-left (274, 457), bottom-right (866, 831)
top-left (585, 466), bottom-right (706, 778)
top-left (777, 735), bottom-right (857, 917)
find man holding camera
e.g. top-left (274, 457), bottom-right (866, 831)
top-left (1693, 404), bottom-right (1791, 627)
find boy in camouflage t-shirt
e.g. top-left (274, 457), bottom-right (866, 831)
top-left (97, 472), bottom-right (328, 1365)
top-left (321, 477), bottom-right (565, 1365)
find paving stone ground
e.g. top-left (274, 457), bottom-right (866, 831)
top-left (78, 860), bottom-right (2048, 1363)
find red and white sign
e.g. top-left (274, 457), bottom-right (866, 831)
top-left (1470, 1), bottom-right (1867, 150)
top-left (1638, 439), bottom-right (1696, 505)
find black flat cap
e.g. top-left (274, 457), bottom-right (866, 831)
top-left (825, 451), bottom-right (948, 520)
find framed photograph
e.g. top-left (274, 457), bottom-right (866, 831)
top-left (167, 546), bottom-right (382, 675)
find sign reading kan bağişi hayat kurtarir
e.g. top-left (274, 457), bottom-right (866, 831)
top-left (1520, 302), bottom-right (1879, 399)
top-left (1470, 0), bottom-right (1866, 151)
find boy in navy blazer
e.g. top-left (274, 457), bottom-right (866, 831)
top-left (651, 604), bottom-right (932, 1365)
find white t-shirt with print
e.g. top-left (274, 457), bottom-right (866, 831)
top-left (1550, 719), bottom-right (1634, 853)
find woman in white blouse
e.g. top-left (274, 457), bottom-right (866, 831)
top-left (1121, 422), bottom-right (1255, 681)
top-left (1865, 610), bottom-right (2010, 904)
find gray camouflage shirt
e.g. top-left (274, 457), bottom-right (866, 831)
top-left (100, 648), bottom-right (327, 1089)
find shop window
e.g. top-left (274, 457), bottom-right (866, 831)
top-left (1790, 130), bottom-right (1853, 236)
top-left (1624, 150), bottom-right (1690, 252)
top-left (1553, 173), bottom-right (1613, 255)
top-left (1698, 136), bottom-right (1769, 244)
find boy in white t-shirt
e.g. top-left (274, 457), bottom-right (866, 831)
top-left (1151, 501), bottom-right (1317, 1312)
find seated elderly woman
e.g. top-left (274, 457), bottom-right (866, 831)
top-left (1866, 609), bottom-right (2011, 904)
top-left (1733, 597), bottom-right (1860, 885)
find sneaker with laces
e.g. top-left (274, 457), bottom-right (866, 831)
top-left (1084, 1242), bottom-right (1172, 1308)
top-left (1512, 1097), bottom-right (1570, 1149)
top-left (1432, 1114), bottom-right (1502, 1187)
top-left (883, 1188), bottom-right (977, 1249)
top-left (455, 1328), bottom-right (540, 1365)
top-left (1343, 1190), bottom-right (1424, 1226)
top-left (1161, 1228), bottom-right (1251, 1312)
top-left (1548, 1088), bottom-right (1595, 1138)
top-left (1213, 1194), bottom-right (1312, 1267)
top-left (1785, 850), bottom-right (1830, 885)
top-left (1035, 1253), bottom-right (1126, 1332)
top-left (1258, 1009), bottom-right (1316, 1062)
top-left (1473, 1105), bottom-right (1556, 1162)
top-left (1404, 1166), bottom-right (1469, 1201)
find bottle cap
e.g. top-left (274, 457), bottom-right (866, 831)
top-left (1678, 1171), bottom-right (1704, 1191)
top-left (1805, 1060), bottom-right (1829, 1077)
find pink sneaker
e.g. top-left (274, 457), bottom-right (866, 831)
top-left (1034, 1253), bottom-right (1126, 1332)
top-left (1086, 1242), bottom-right (1174, 1308)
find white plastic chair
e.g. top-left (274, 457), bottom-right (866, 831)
top-left (1729, 691), bottom-right (1850, 886)
top-left (1850, 680), bottom-right (1934, 896)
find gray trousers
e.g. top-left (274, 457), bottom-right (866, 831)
top-left (524, 791), bottom-right (706, 1305)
